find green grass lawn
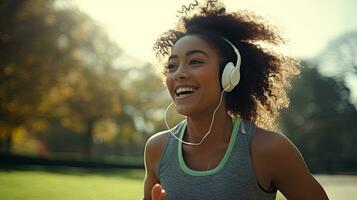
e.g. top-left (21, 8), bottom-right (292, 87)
top-left (0, 166), bottom-right (144, 200)
top-left (1, 166), bottom-right (355, 199)
top-left (0, 166), bottom-right (287, 200)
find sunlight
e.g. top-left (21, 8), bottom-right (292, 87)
top-left (75, 0), bottom-right (357, 63)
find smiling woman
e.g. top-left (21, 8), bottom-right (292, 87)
top-left (165, 36), bottom-right (223, 118)
top-left (143, 0), bottom-right (329, 200)
top-left (155, 4), bottom-right (297, 130)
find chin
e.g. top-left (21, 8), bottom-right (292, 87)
top-left (175, 106), bottom-right (192, 117)
top-left (175, 103), bottom-right (205, 118)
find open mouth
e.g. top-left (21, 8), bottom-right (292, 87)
top-left (175, 86), bottom-right (198, 99)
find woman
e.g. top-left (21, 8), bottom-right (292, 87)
top-left (143, 1), bottom-right (329, 199)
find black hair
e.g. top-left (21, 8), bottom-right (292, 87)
top-left (154, 1), bottom-right (300, 129)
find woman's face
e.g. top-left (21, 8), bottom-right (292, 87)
top-left (165, 35), bottom-right (223, 117)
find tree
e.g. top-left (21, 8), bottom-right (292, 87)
top-left (317, 31), bottom-right (357, 75)
top-left (0, 0), bottom-right (187, 160)
top-left (280, 61), bottom-right (357, 173)
top-left (0, 0), bottom-right (122, 155)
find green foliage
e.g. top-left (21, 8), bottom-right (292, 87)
top-left (0, 0), bottom-right (170, 157)
top-left (280, 61), bottom-right (357, 173)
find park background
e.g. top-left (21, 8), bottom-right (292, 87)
top-left (0, 0), bottom-right (356, 199)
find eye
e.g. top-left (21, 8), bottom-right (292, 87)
top-left (189, 59), bottom-right (203, 65)
top-left (165, 63), bottom-right (178, 71)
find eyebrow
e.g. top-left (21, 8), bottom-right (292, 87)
top-left (168, 49), bottom-right (209, 60)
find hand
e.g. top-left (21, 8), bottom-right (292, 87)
top-left (151, 183), bottom-right (166, 200)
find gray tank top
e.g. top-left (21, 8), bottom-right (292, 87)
top-left (159, 118), bottom-right (277, 200)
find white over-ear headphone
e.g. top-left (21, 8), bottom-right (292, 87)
top-left (221, 38), bottom-right (241, 92)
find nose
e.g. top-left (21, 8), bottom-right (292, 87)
top-left (174, 64), bottom-right (190, 80)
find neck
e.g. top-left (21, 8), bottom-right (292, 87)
top-left (185, 105), bottom-right (233, 147)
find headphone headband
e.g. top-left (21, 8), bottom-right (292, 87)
top-left (222, 38), bottom-right (241, 66)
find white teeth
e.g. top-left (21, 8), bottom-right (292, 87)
top-left (175, 87), bottom-right (196, 94)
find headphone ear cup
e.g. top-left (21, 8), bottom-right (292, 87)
top-left (230, 64), bottom-right (241, 88)
top-left (221, 62), bottom-right (236, 92)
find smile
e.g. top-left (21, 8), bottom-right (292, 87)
top-left (175, 86), bottom-right (198, 99)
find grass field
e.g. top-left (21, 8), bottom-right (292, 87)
top-left (0, 166), bottom-right (144, 200)
top-left (0, 166), bottom-right (356, 200)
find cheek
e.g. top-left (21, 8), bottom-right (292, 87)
top-left (165, 75), bottom-right (174, 94)
top-left (200, 69), bottom-right (221, 90)
top-left (165, 75), bottom-right (171, 87)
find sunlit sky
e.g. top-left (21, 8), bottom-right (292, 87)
top-left (74, 0), bottom-right (357, 103)
top-left (75, 0), bottom-right (357, 62)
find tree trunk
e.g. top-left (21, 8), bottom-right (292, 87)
top-left (84, 118), bottom-right (95, 157)
top-left (1, 129), bottom-right (13, 154)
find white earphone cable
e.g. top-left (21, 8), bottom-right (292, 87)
top-left (164, 89), bottom-right (226, 146)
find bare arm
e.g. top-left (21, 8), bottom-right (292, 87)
top-left (143, 132), bottom-right (168, 200)
top-left (265, 133), bottom-right (329, 199)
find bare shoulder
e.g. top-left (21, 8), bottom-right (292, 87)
top-left (251, 127), bottom-right (328, 199)
top-left (250, 127), bottom-right (302, 190)
top-left (251, 127), bottom-right (305, 175)
top-left (144, 130), bottom-right (170, 174)
top-left (252, 127), bottom-right (300, 157)
top-left (145, 130), bottom-right (170, 161)
top-left (146, 130), bottom-right (170, 149)
top-left (143, 131), bottom-right (170, 200)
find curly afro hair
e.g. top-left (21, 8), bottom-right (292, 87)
top-left (153, 0), bottom-right (300, 130)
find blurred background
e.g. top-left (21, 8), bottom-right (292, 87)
top-left (0, 0), bottom-right (356, 199)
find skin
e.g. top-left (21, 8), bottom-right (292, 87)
top-left (143, 35), bottom-right (329, 200)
